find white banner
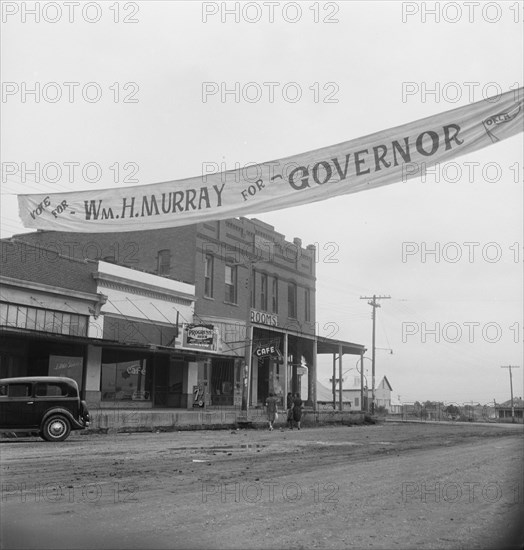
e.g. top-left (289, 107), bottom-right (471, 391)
top-left (18, 88), bottom-right (523, 233)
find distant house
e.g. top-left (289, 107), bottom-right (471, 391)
top-left (375, 376), bottom-right (393, 411)
top-left (496, 397), bottom-right (524, 422)
top-left (317, 376), bottom-right (395, 412)
top-left (389, 394), bottom-right (402, 415)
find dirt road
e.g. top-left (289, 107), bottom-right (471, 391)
top-left (1, 422), bottom-right (522, 549)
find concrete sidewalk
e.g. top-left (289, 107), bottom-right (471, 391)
top-left (86, 406), bottom-right (367, 433)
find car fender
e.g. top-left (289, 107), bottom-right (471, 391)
top-left (40, 408), bottom-right (86, 430)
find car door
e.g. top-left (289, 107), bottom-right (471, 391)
top-left (0, 382), bottom-right (36, 428)
top-left (33, 381), bottom-right (75, 423)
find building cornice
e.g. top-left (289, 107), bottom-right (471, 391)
top-left (0, 275), bottom-right (105, 305)
top-left (93, 272), bottom-right (195, 305)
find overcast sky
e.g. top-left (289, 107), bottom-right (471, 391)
top-left (1, 1), bottom-right (523, 405)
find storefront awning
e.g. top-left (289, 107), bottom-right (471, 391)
top-left (316, 336), bottom-right (366, 356)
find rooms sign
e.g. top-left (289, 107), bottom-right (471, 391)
top-left (250, 309), bottom-right (278, 327)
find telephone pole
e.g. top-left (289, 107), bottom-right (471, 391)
top-left (500, 365), bottom-right (520, 423)
top-left (360, 294), bottom-right (390, 414)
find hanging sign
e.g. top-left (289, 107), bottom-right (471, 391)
top-left (17, 88), bottom-right (523, 233)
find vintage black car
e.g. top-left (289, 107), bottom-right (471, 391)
top-left (0, 376), bottom-right (90, 441)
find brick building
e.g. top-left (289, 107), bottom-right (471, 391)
top-left (7, 216), bottom-right (365, 410)
top-left (1, 241), bottom-right (196, 409)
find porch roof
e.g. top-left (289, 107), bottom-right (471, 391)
top-left (316, 336), bottom-right (366, 356)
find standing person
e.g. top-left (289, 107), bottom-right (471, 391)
top-left (293, 392), bottom-right (303, 430)
top-left (265, 392), bottom-right (278, 431)
top-left (286, 392), bottom-right (294, 430)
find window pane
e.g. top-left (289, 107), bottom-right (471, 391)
top-left (272, 278), bottom-right (278, 313)
top-left (157, 249), bottom-right (171, 275)
top-left (6, 305), bottom-right (17, 327)
top-left (305, 288), bottom-right (311, 322)
top-left (204, 255), bottom-right (213, 297)
top-left (36, 309), bottom-right (46, 331)
top-left (25, 308), bottom-right (37, 330)
top-left (0, 303), bottom-right (7, 326)
top-left (225, 265), bottom-right (237, 303)
top-left (260, 274), bottom-right (267, 311)
top-left (288, 283), bottom-right (297, 318)
top-left (8, 384), bottom-right (31, 397)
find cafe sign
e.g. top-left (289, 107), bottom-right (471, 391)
top-left (250, 309), bottom-right (278, 327)
top-left (254, 343), bottom-right (282, 359)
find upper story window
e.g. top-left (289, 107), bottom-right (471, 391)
top-left (288, 282), bottom-right (297, 319)
top-left (251, 269), bottom-right (256, 308)
top-left (157, 249), bottom-right (171, 275)
top-left (225, 264), bottom-right (238, 304)
top-left (260, 273), bottom-right (268, 311)
top-left (304, 287), bottom-right (311, 322)
top-left (271, 277), bottom-right (278, 313)
top-left (0, 302), bottom-right (88, 337)
top-left (204, 254), bottom-right (214, 298)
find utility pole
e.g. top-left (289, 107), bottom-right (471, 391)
top-left (360, 294), bottom-right (390, 415)
top-left (500, 365), bottom-right (520, 423)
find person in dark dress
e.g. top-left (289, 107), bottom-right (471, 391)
top-left (286, 392), bottom-right (294, 429)
top-left (292, 393), bottom-right (303, 430)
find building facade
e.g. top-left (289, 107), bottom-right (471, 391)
top-left (0, 241), bottom-right (198, 409)
top-left (7, 216), bottom-right (365, 410)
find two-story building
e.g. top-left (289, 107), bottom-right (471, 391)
top-left (9, 217), bottom-right (365, 410)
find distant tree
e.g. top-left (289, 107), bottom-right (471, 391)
top-left (445, 404), bottom-right (460, 419)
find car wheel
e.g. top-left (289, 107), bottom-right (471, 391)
top-left (42, 415), bottom-right (71, 442)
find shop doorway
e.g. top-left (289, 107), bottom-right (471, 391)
top-left (210, 358), bottom-right (234, 406)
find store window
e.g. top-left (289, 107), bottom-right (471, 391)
top-left (204, 254), bottom-right (214, 298)
top-left (101, 356), bottom-right (151, 401)
top-left (48, 355), bottom-right (84, 389)
top-left (225, 264), bottom-right (237, 304)
top-left (288, 282), bottom-right (297, 319)
top-left (260, 273), bottom-right (268, 311)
